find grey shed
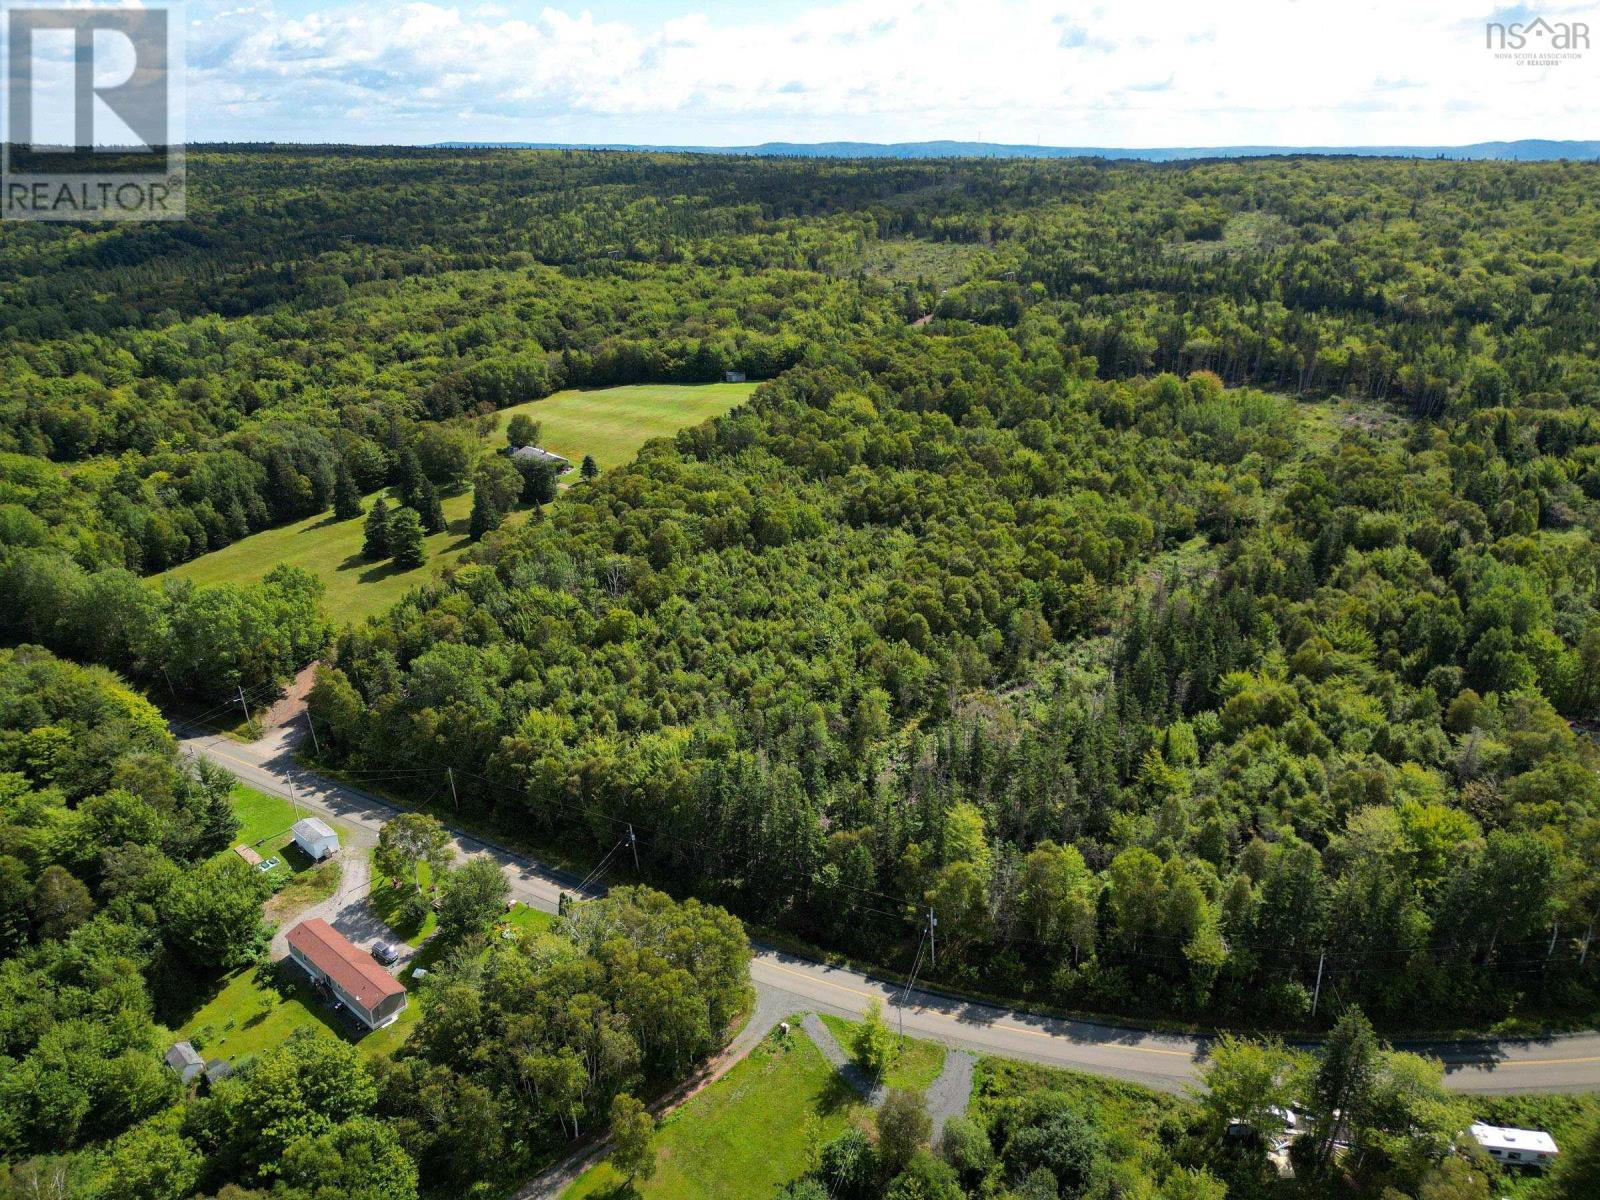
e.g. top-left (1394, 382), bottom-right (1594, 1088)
top-left (164, 1041), bottom-right (204, 1083)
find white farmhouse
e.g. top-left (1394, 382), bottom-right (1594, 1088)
top-left (1468, 1123), bottom-right (1559, 1169)
top-left (291, 816), bottom-right (339, 861)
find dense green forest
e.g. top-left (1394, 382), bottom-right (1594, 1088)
top-left (5, 149), bottom-right (1600, 1027)
top-left (4, 148), bottom-right (1600, 1198)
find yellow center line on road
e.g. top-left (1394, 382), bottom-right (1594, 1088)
top-left (1474, 1054), bottom-right (1600, 1069)
top-left (758, 961), bottom-right (1194, 1058)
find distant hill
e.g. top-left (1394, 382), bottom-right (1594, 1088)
top-left (429, 138), bottom-right (1600, 162)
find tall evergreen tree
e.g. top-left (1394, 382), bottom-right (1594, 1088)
top-left (416, 480), bottom-right (446, 534)
top-left (395, 446), bottom-right (426, 509)
top-left (388, 507), bottom-right (426, 568)
top-left (362, 496), bottom-right (391, 560)
top-left (332, 460), bottom-right (363, 521)
top-left (1308, 1008), bottom-right (1379, 1175)
top-left (469, 491), bottom-right (502, 541)
top-left (581, 454), bottom-right (599, 481)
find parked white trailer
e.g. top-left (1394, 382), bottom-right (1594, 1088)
top-left (291, 816), bottom-right (339, 861)
top-left (1469, 1123), bottom-right (1559, 1169)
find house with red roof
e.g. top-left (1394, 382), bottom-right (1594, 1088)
top-left (286, 918), bottom-right (407, 1030)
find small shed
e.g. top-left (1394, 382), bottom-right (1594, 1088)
top-left (724, 369), bottom-right (747, 383)
top-left (164, 1041), bottom-right (203, 1084)
top-left (291, 816), bottom-right (339, 861)
top-left (1469, 1123), bottom-right (1559, 1168)
top-left (203, 1059), bottom-right (234, 1087)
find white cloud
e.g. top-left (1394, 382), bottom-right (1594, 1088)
top-left (183, 0), bottom-right (1600, 144)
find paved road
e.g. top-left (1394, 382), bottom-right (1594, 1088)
top-left (178, 725), bottom-right (1600, 1096)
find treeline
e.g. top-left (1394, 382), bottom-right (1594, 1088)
top-left (0, 648), bottom-right (265, 1163)
top-left (1, 556), bottom-right (330, 702)
top-left (0, 262), bottom-right (853, 572)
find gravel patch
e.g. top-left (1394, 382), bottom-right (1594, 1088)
top-left (801, 1012), bottom-right (885, 1105)
top-left (926, 1050), bottom-right (977, 1143)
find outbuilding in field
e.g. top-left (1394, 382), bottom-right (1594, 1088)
top-left (291, 816), bottom-right (339, 861)
top-left (724, 369), bottom-right (746, 383)
top-left (164, 1041), bottom-right (204, 1084)
top-left (1468, 1123), bottom-right (1559, 1169)
top-left (509, 445), bottom-right (571, 473)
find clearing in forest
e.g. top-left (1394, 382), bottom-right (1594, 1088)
top-left (159, 382), bottom-right (754, 625)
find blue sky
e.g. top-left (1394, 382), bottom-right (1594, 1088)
top-left (171, 0), bottom-right (1598, 145)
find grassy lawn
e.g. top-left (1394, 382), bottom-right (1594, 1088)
top-left (564, 1022), bottom-right (867, 1200)
top-left (370, 855), bottom-right (438, 943)
top-left (263, 857), bottom-right (341, 928)
top-left (818, 1012), bottom-right (946, 1091)
top-left (161, 487), bottom-right (480, 625)
top-left (174, 963), bottom-right (344, 1066)
top-left (174, 961), bottom-right (420, 1066)
top-left (501, 902), bottom-right (556, 940)
top-left (220, 785), bottom-right (338, 892)
top-left (159, 382), bottom-right (754, 625)
top-left (489, 382), bottom-right (754, 472)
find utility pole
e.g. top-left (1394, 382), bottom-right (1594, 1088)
top-left (236, 685), bottom-right (252, 729)
top-left (1581, 904), bottom-right (1599, 968)
top-left (898, 925), bottom-right (928, 1045)
top-left (1547, 922), bottom-right (1560, 965)
top-left (1311, 951), bottom-right (1326, 1018)
top-left (627, 824), bottom-right (640, 872)
top-left (286, 778), bottom-right (302, 821)
top-left (304, 711), bottom-right (321, 757)
top-left (928, 908), bottom-right (937, 970)
top-left (447, 767), bottom-right (459, 811)
top-left (160, 664), bottom-right (176, 699)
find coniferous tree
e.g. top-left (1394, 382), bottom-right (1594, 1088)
top-left (1308, 1008), bottom-right (1379, 1175)
top-left (332, 460), bottom-right (363, 521)
top-left (469, 491), bottom-right (502, 540)
top-left (388, 506), bottom-right (426, 568)
top-left (362, 496), bottom-right (391, 559)
top-left (581, 454), bottom-right (599, 481)
top-left (395, 446), bottom-right (426, 509)
top-left (416, 480), bottom-right (446, 534)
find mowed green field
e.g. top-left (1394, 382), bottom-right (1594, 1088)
top-left (490, 382), bottom-right (755, 471)
top-left (564, 1023), bottom-right (870, 1200)
top-left (158, 383), bottom-right (754, 624)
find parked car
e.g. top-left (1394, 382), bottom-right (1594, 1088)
top-left (372, 942), bottom-right (399, 965)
